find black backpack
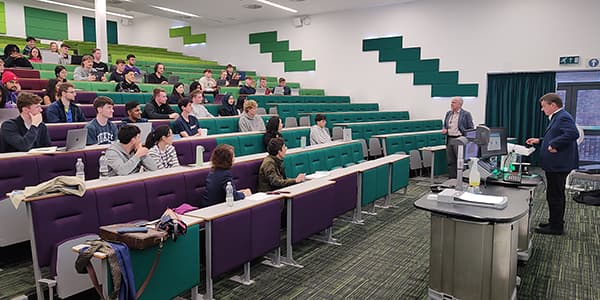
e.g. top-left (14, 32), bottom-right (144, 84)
top-left (573, 189), bottom-right (600, 206)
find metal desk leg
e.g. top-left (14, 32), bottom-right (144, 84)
top-left (281, 198), bottom-right (303, 268)
top-left (362, 202), bottom-right (378, 215)
top-left (352, 174), bottom-right (365, 224)
top-left (381, 138), bottom-right (388, 156)
top-left (310, 226), bottom-right (342, 246)
top-left (202, 221), bottom-right (213, 300)
top-left (377, 163), bottom-right (397, 208)
top-left (26, 203), bottom-right (44, 300)
top-left (230, 262), bottom-right (255, 285)
top-left (430, 150), bottom-right (436, 184)
top-left (262, 247), bottom-right (284, 268)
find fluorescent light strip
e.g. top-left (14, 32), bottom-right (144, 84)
top-left (150, 5), bottom-right (200, 18)
top-left (256, 0), bottom-right (298, 13)
top-left (35, 0), bottom-right (134, 19)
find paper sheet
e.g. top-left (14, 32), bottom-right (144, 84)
top-left (306, 171), bottom-right (330, 180)
top-left (457, 192), bottom-right (506, 205)
top-left (246, 192), bottom-right (270, 201)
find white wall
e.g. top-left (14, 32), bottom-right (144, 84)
top-left (180, 0), bottom-right (600, 124)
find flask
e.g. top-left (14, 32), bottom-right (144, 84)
top-left (195, 145), bottom-right (205, 166)
top-left (98, 151), bottom-right (109, 179)
top-left (75, 158), bottom-right (85, 180)
top-left (225, 181), bottom-right (234, 207)
top-left (469, 157), bottom-right (481, 193)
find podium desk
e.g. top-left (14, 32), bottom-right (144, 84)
top-left (414, 185), bottom-right (530, 300)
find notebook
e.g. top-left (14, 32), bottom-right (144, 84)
top-left (255, 88), bottom-right (267, 95)
top-left (291, 88), bottom-right (300, 96)
top-left (273, 87), bottom-right (284, 95)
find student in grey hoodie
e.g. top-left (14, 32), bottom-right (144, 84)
top-left (238, 99), bottom-right (266, 132)
top-left (105, 124), bottom-right (158, 176)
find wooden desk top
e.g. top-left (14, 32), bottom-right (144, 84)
top-left (184, 193), bottom-right (284, 221)
top-left (372, 130), bottom-right (442, 138)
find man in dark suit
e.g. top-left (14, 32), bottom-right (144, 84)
top-left (442, 96), bottom-right (474, 178)
top-left (526, 93), bottom-right (579, 235)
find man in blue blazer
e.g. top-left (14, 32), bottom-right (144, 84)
top-left (527, 93), bottom-right (579, 235)
top-left (442, 97), bottom-right (474, 178)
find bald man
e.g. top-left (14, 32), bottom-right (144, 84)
top-left (442, 96), bottom-right (474, 179)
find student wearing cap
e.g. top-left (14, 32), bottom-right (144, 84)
top-left (1, 71), bottom-right (21, 108)
top-left (0, 92), bottom-right (51, 153)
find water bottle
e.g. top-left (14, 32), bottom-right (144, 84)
top-left (98, 151), bottom-right (109, 179)
top-left (300, 136), bottom-right (307, 148)
top-left (75, 158), bottom-right (85, 180)
top-left (225, 181), bottom-right (234, 207)
top-left (468, 158), bottom-right (481, 193)
top-left (195, 145), bottom-right (205, 166)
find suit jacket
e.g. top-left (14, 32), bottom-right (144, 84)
top-left (443, 109), bottom-right (474, 136)
top-left (540, 109), bottom-right (579, 172)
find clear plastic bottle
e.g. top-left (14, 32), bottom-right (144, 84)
top-left (75, 158), bottom-right (85, 180)
top-left (469, 158), bottom-right (481, 193)
top-left (98, 151), bottom-right (109, 179)
top-left (225, 181), bottom-right (234, 207)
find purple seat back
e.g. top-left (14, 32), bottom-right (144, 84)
top-left (19, 78), bottom-right (48, 90)
top-left (79, 105), bottom-right (96, 121)
top-left (8, 68), bottom-right (40, 79)
top-left (75, 92), bottom-right (97, 104)
top-left (172, 139), bottom-right (192, 166)
top-left (30, 192), bottom-right (99, 269)
top-left (36, 153), bottom-right (79, 182)
top-left (150, 120), bottom-right (171, 128)
top-left (113, 105), bottom-right (127, 119)
top-left (0, 156), bottom-right (40, 196)
top-left (188, 138), bottom-right (217, 164)
top-left (46, 123), bottom-right (86, 147)
top-left (250, 200), bottom-right (281, 259)
top-left (95, 181), bottom-right (150, 225)
top-left (211, 210), bottom-right (251, 277)
top-left (84, 149), bottom-right (104, 180)
top-left (291, 185), bottom-right (335, 244)
top-left (231, 159), bottom-right (262, 192)
top-left (183, 169), bottom-right (210, 207)
top-left (144, 174), bottom-right (187, 219)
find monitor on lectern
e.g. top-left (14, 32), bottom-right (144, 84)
top-left (480, 127), bottom-right (507, 158)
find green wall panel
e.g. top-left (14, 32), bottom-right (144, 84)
top-left (249, 31), bottom-right (277, 44)
top-left (25, 7), bottom-right (68, 40)
top-left (260, 41), bottom-right (289, 53)
top-left (250, 31), bottom-right (316, 72)
top-left (378, 47), bottom-right (421, 63)
top-left (169, 26), bottom-right (206, 45)
top-left (431, 83), bottom-right (479, 97)
top-left (271, 50), bottom-right (302, 62)
top-left (82, 16), bottom-right (118, 44)
top-left (362, 36), bottom-right (403, 51)
top-left (0, 2), bottom-right (6, 34)
top-left (284, 60), bottom-right (316, 72)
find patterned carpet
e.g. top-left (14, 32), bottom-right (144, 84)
top-left (1, 177), bottom-right (599, 300)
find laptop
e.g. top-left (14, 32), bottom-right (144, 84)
top-left (133, 122), bottom-right (153, 144)
top-left (291, 88), bottom-right (300, 96)
top-left (40, 50), bottom-right (59, 64)
top-left (273, 87), bottom-right (284, 95)
top-left (0, 108), bottom-right (19, 125)
top-left (70, 55), bottom-right (83, 65)
top-left (58, 128), bottom-right (87, 151)
top-left (229, 79), bottom-right (240, 86)
top-left (255, 88), bottom-right (267, 95)
top-left (168, 75), bottom-right (180, 85)
top-left (216, 79), bottom-right (227, 87)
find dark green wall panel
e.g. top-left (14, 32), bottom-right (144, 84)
top-left (272, 50), bottom-right (302, 63)
top-left (431, 84), bottom-right (479, 97)
top-left (363, 36), bottom-right (403, 51)
top-left (249, 31), bottom-right (277, 44)
top-left (82, 17), bottom-right (119, 44)
top-left (285, 60), bottom-right (316, 72)
top-left (25, 7), bottom-right (68, 40)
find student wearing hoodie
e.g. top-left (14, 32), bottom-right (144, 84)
top-left (218, 94), bottom-right (238, 116)
top-left (105, 124), bottom-right (157, 176)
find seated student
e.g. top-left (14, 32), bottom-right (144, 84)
top-left (145, 125), bottom-right (180, 169)
top-left (189, 81), bottom-right (203, 95)
top-left (105, 124), bottom-right (157, 176)
top-left (85, 96), bottom-right (118, 145)
top-left (55, 65), bottom-right (68, 83)
top-left (310, 114), bottom-right (332, 145)
top-left (42, 79), bottom-right (60, 105)
top-left (189, 90), bottom-right (214, 118)
top-left (1, 71), bottom-right (21, 109)
top-left (22, 37), bottom-right (36, 56)
top-left (258, 77), bottom-right (271, 95)
top-left (173, 98), bottom-right (202, 137)
top-left (218, 94), bottom-right (238, 116)
top-left (91, 48), bottom-right (109, 75)
top-left (199, 69), bottom-right (218, 96)
top-left (58, 43), bottom-right (71, 65)
top-left (202, 144), bottom-right (252, 207)
top-left (263, 116), bottom-right (283, 148)
top-left (235, 96), bottom-right (246, 114)
top-left (146, 63), bottom-right (168, 84)
top-left (272, 77), bottom-right (291, 95)
top-left (238, 100), bottom-right (266, 132)
top-left (46, 83), bottom-right (86, 123)
top-left (121, 100), bottom-right (148, 124)
top-left (3, 44), bottom-right (32, 68)
top-left (142, 88), bottom-right (179, 120)
top-left (124, 54), bottom-right (141, 75)
top-left (0, 92), bottom-right (51, 153)
top-left (225, 64), bottom-right (235, 81)
top-left (28, 47), bottom-right (42, 63)
top-left (49, 42), bottom-right (58, 53)
top-left (115, 70), bottom-right (141, 93)
top-left (74, 55), bottom-right (105, 81)
top-left (216, 70), bottom-right (229, 87)
top-left (168, 83), bottom-right (185, 104)
top-left (257, 137), bottom-right (305, 192)
top-left (239, 76), bottom-right (256, 95)
top-left (109, 59), bottom-right (126, 83)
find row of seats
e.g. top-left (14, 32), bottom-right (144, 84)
top-left (303, 111), bottom-right (410, 128)
top-left (271, 103), bottom-right (379, 121)
top-left (338, 119), bottom-right (443, 140)
top-left (382, 130), bottom-right (446, 154)
top-left (0, 126), bottom-right (309, 196)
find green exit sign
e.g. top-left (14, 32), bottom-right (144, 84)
top-left (560, 56), bottom-right (580, 65)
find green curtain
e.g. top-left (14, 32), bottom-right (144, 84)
top-left (82, 16), bottom-right (118, 44)
top-left (486, 72), bottom-right (556, 164)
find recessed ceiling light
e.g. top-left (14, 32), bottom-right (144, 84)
top-left (34, 0), bottom-right (134, 19)
top-left (243, 4), bottom-right (263, 9)
top-left (255, 0), bottom-right (298, 13)
top-left (150, 5), bottom-right (200, 18)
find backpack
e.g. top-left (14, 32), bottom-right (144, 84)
top-left (573, 189), bottom-right (600, 206)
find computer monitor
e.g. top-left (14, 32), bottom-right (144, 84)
top-left (463, 129), bottom-right (479, 161)
top-left (480, 127), bottom-right (507, 158)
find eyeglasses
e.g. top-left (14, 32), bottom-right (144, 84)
top-left (66, 90), bottom-right (77, 94)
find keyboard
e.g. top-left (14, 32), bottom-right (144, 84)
top-left (478, 159), bottom-right (497, 175)
top-left (504, 174), bottom-right (522, 183)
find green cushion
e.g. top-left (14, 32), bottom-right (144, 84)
top-left (238, 134), bottom-right (265, 156)
top-left (216, 136), bottom-right (240, 155)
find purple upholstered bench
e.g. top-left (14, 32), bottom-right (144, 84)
top-left (46, 123), bottom-right (87, 147)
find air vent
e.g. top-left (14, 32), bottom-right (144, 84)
top-left (243, 4), bottom-right (263, 9)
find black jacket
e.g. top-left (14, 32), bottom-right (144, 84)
top-left (0, 116), bottom-right (51, 153)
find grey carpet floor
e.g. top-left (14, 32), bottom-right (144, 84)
top-left (1, 177), bottom-right (599, 299)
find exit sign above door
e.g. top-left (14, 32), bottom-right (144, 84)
top-left (560, 56), bottom-right (580, 65)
